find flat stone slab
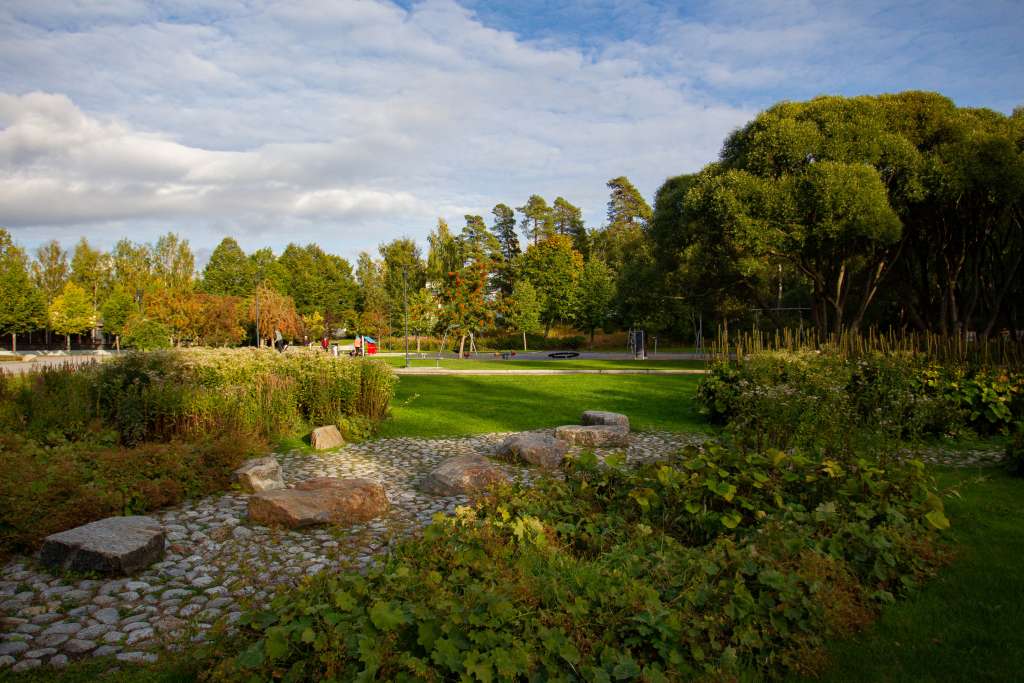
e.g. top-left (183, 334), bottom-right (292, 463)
top-left (232, 457), bottom-right (284, 492)
top-left (554, 425), bottom-right (630, 448)
top-left (497, 433), bottom-right (569, 468)
top-left (422, 455), bottom-right (509, 496)
top-left (581, 410), bottom-right (630, 430)
top-left (248, 477), bottom-right (388, 529)
top-left (310, 425), bottom-right (344, 450)
top-left (39, 517), bottom-right (165, 575)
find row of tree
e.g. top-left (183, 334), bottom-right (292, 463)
top-left (0, 177), bottom-right (649, 352)
top-left (3, 91), bottom-right (1019, 351)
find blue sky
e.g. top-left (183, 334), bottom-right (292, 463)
top-left (1, 0), bottom-right (1021, 266)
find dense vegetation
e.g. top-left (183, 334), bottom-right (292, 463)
top-left (697, 350), bottom-right (1023, 458)
top-left (0, 349), bottom-right (395, 555)
top-left (211, 445), bottom-right (946, 681)
top-left (2, 92), bottom-right (1020, 354)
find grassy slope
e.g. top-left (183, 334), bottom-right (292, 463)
top-left (810, 467), bottom-right (1024, 683)
top-left (374, 357), bottom-right (707, 370)
top-left (377, 374), bottom-right (708, 438)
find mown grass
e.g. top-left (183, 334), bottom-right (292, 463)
top-left (374, 357), bottom-right (707, 370)
top-left (377, 374), bottom-right (709, 438)
top-left (808, 466), bottom-right (1024, 683)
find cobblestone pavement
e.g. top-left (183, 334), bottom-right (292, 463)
top-left (0, 430), bottom-right (707, 672)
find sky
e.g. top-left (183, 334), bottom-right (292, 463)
top-left (1, 0), bottom-right (1021, 267)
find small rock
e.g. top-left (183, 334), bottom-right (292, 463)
top-left (95, 607), bottom-right (120, 624)
top-left (554, 424), bottom-right (630, 447)
top-left (11, 659), bottom-right (41, 672)
top-left (422, 455), bottom-right (509, 496)
top-left (77, 624), bottom-right (111, 640)
top-left (125, 628), bottom-right (154, 645)
top-left (0, 655), bottom-right (14, 669)
top-left (64, 639), bottom-right (98, 655)
top-left (92, 644), bottom-right (121, 657)
top-left (497, 433), bottom-right (569, 468)
top-left (50, 654), bottom-right (69, 668)
top-left (580, 410), bottom-right (630, 429)
top-left (33, 633), bottom-right (69, 648)
top-left (41, 622), bottom-right (81, 637)
top-left (310, 425), bottom-right (345, 450)
top-left (117, 651), bottom-right (157, 664)
top-left (0, 641), bottom-right (29, 657)
top-left (232, 457), bottom-right (285, 493)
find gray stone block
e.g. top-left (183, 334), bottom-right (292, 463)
top-left (40, 517), bottom-right (165, 575)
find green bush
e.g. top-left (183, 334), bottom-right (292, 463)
top-left (213, 445), bottom-right (946, 682)
top-left (0, 348), bottom-right (398, 446)
top-left (697, 351), bottom-right (1023, 456)
top-left (123, 316), bottom-right (173, 350)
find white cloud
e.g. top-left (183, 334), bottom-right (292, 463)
top-left (0, 0), bottom-right (757, 260)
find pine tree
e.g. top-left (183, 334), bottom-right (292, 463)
top-left (516, 195), bottom-right (554, 245)
top-left (552, 197), bottom-right (589, 258)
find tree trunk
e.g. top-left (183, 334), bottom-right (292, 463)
top-left (115, 334), bottom-right (121, 351)
top-left (11, 333), bottom-right (16, 353)
top-left (66, 334), bottom-right (71, 352)
top-left (458, 334), bottom-right (466, 357)
top-left (416, 335), bottom-right (421, 353)
top-left (522, 331), bottom-right (527, 351)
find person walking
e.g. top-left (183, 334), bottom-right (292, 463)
top-left (274, 329), bottom-right (285, 352)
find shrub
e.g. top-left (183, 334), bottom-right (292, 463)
top-left (698, 351), bottom-right (1023, 456)
top-left (0, 348), bottom-right (397, 446)
top-left (0, 432), bottom-right (258, 556)
top-left (213, 444), bottom-right (946, 682)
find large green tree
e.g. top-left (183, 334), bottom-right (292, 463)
top-left (516, 195), bottom-right (554, 245)
top-left (0, 232), bottom-right (46, 352)
top-left (673, 93), bottom-right (1024, 334)
top-left (506, 280), bottom-right (542, 350)
top-left (49, 281), bottom-right (95, 351)
top-left (111, 239), bottom-right (152, 304)
top-left (152, 232), bottom-right (195, 292)
top-left (552, 197), bottom-right (589, 258)
top-left (100, 285), bottom-right (136, 351)
top-left (201, 237), bottom-right (253, 296)
top-left (70, 238), bottom-right (110, 311)
top-left (576, 259), bottom-right (616, 347)
top-left (517, 235), bottom-right (583, 334)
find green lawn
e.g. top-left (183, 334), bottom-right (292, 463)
top-left (374, 357), bottom-right (707, 371)
top-left (808, 466), bottom-right (1024, 683)
top-left (377, 374), bottom-right (708, 438)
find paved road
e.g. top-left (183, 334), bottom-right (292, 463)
top-left (394, 367), bottom-right (705, 375)
top-left (0, 355), bottom-right (105, 375)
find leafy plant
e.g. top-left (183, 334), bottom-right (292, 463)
top-left (214, 443), bottom-right (947, 682)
